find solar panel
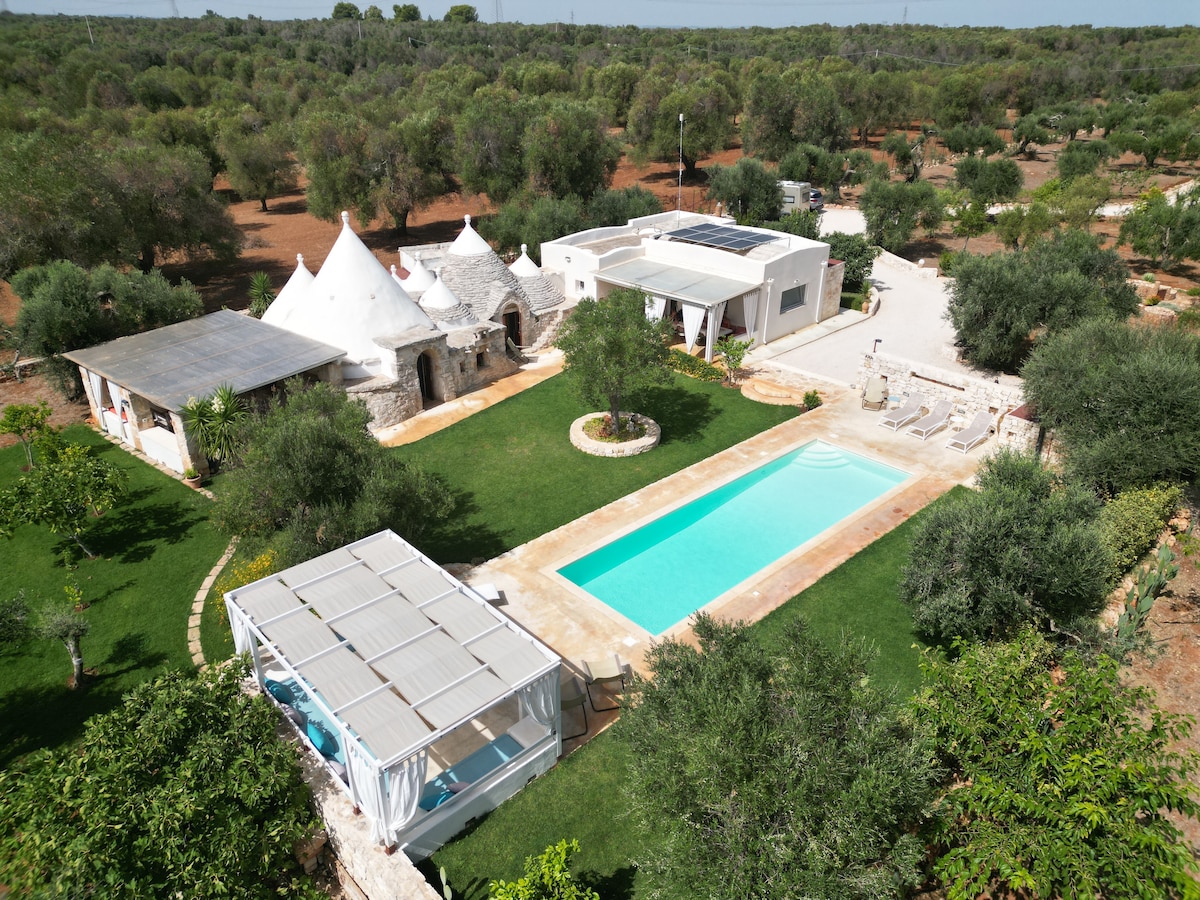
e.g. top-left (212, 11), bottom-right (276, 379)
top-left (664, 223), bottom-right (780, 252)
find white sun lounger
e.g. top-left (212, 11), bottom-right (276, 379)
top-left (945, 411), bottom-right (994, 453)
top-left (878, 393), bottom-right (925, 431)
top-left (907, 400), bottom-right (954, 440)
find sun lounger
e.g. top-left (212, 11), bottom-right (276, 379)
top-left (946, 411), bottom-right (994, 453)
top-left (861, 376), bottom-right (887, 410)
top-left (878, 393), bottom-right (925, 431)
top-left (907, 400), bottom-right (954, 440)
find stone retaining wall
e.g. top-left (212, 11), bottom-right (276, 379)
top-left (858, 351), bottom-right (1039, 451)
top-left (570, 412), bottom-right (660, 457)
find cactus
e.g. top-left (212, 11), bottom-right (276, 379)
top-left (1115, 545), bottom-right (1178, 641)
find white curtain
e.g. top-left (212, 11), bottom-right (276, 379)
top-left (703, 302), bottom-right (727, 363)
top-left (645, 294), bottom-right (666, 322)
top-left (382, 752), bottom-right (427, 847)
top-left (87, 371), bottom-right (106, 427)
top-left (681, 304), bottom-right (705, 353)
top-left (347, 741), bottom-right (388, 844)
top-left (227, 600), bottom-right (254, 655)
top-left (743, 292), bottom-right (759, 343)
top-left (518, 669), bottom-right (558, 729)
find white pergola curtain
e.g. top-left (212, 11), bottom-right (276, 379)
top-left (681, 303), bottom-right (706, 353)
top-left (703, 301), bottom-right (728, 363)
top-left (347, 742), bottom-right (388, 844)
top-left (227, 599), bottom-right (254, 655)
top-left (743, 292), bottom-right (759, 344)
top-left (86, 371), bottom-right (106, 428)
top-left (644, 294), bottom-right (666, 322)
top-left (518, 669), bottom-right (558, 728)
top-left (383, 753), bottom-right (427, 847)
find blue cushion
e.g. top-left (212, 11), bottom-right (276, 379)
top-left (418, 789), bottom-right (456, 812)
top-left (265, 679), bottom-right (293, 705)
top-left (306, 721), bottom-right (339, 759)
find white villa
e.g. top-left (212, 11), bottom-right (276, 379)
top-left (540, 211), bottom-right (845, 363)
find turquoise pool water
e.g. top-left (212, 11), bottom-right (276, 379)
top-left (558, 440), bottom-right (908, 634)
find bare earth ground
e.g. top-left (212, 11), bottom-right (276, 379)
top-left (2, 140), bottom-right (1199, 861)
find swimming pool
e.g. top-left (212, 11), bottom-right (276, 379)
top-left (558, 440), bottom-right (908, 634)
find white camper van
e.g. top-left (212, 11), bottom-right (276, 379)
top-left (779, 180), bottom-right (812, 216)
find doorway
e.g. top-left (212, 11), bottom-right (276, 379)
top-left (503, 309), bottom-right (522, 348)
top-left (416, 352), bottom-right (438, 406)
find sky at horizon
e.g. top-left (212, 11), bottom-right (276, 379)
top-left (3, 0), bottom-right (1197, 29)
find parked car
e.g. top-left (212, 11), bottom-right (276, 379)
top-left (809, 188), bottom-right (824, 211)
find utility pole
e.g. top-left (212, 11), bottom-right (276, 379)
top-left (677, 113), bottom-right (684, 224)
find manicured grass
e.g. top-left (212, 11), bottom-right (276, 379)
top-left (751, 488), bottom-right (968, 697)
top-left (428, 492), bottom-right (959, 898)
top-left (394, 372), bottom-right (800, 563)
top-left (0, 426), bottom-right (228, 767)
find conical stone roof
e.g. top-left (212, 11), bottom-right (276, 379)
top-left (400, 253), bottom-right (437, 298)
top-left (509, 244), bottom-right (563, 312)
top-left (262, 254), bottom-right (314, 327)
top-left (280, 212), bottom-right (435, 365)
top-left (440, 215), bottom-right (533, 321)
top-left (419, 274), bottom-right (478, 332)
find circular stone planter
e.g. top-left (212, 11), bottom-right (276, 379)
top-left (570, 411), bottom-right (660, 458)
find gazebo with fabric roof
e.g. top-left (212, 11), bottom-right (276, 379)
top-left (225, 530), bottom-right (562, 860)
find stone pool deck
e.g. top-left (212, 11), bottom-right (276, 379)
top-left (457, 369), bottom-right (985, 687)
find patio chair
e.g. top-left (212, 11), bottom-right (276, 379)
top-left (560, 678), bottom-right (589, 740)
top-left (582, 654), bottom-right (628, 712)
top-left (906, 400), bottom-right (954, 441)
top-left (878, 393), bottom-right (925, 431)
top-left (861, 375), bottom-right (888, 411)
top-left (946, 411), bottom-right (995, 453)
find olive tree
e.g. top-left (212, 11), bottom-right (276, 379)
top-left (706, 158), bottom-right (783, 224)
top-left (899, 450), bottom-right (1112, 644)
top-left (859, 179), bottom-right (943, 254)
top-left (1022, 320), bottom-right (1200, 493)
top-left (212, 380), bottom-right (451, 566)
top-left (617, 614), bottom-right (938, 900)
top-left (555, 288), bottom-right (672, 428)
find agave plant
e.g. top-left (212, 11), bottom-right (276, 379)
top-left (247, 271), bottom-right (276, 319)
top-left (180, 384), bottom-right (248, 468)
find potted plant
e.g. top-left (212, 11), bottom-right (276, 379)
top-left (182, 467), bottom-right (202, 489)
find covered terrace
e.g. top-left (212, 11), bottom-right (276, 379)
top-left (224, 530), bottom-right (562, 860)
top-left (598, 256), bottom-right (762, 363)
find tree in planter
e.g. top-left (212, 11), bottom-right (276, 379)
top-left (916, 628), bottom-right (1200, 900)
top-left (0, 400), bottom-right (54, 469)
top-left (555, 289), bottom-right (672, 435)
top-left (180, 383), bottom-right (249, 470)
top-left (0, 441), bottom-right (126, 559)
top-left (714, 336), bottom-right (751, 386)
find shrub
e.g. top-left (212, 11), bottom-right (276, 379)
top-left (938, 249), bottom-right (958, 275)
top-left (1098, 483), bottom-right (1183, 581)
top-left (1143, 272), bottom-right (1157, 283)
top-left (803, 389), bottom-right (822, 409)
top-left (917, 628), bottom-right (1200, 900)
top-left (215, 549), bottom-right (280, 598)
top-left (665, 349), bottom-right (723, 382)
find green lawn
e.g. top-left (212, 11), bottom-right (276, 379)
top-left (428, 491), bottom-right (959, 899)
top-left (394, 372), bottom-right (800, 563)
top-left (0, 426), bottom-right (228, 768)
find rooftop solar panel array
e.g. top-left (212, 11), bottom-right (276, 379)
top-left (664, 222), bottom-right (781, 252)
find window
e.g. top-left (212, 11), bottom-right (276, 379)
top-left (779, 284), bottom-right (807, 313)
top-left (476, 352), bottom-right (486, 369)
top-left (575, 280), bottom-right (585, 293)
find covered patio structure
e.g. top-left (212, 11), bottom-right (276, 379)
top-left (598, 256), bottom-right (762, 363)
top-left (224, 530), bottom-right (562, 860)
top-left (64, 309), bottom-right (345, 475)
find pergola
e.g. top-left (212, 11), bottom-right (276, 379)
top-left (597, 255), bottom-right (762, 363)
top-left (225, 530), bottom-right (562, 858)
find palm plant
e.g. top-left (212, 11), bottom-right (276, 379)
top-left (247, 272), bottom-right (276, 318)
top-left (180, 384), bottom-right (248, 469)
